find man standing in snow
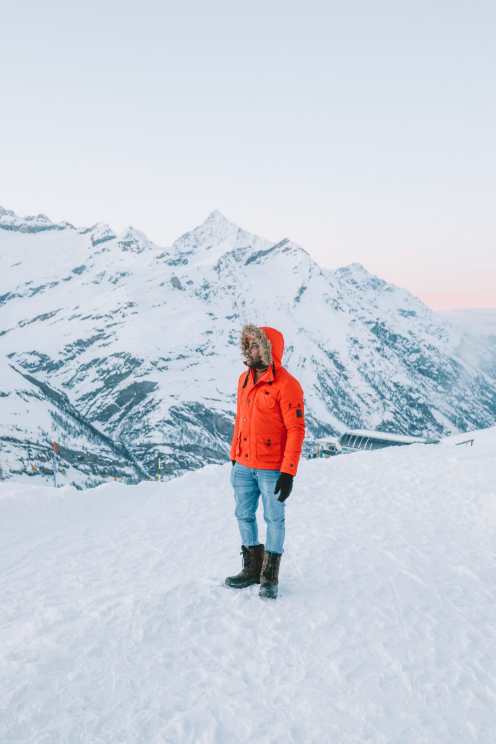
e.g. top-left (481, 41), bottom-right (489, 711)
top-left (225, 325), bottom-right (305, 599)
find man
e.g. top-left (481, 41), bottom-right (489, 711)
top-left (225, 324), bottom-right (305, 599)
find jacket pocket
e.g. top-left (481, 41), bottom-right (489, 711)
top-left (256, 390), bottom-right (277, 411)
top-left (255, 435), bottom-right (282, 462)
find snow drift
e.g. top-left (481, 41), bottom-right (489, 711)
top-left (2, 426), bottom-right (496, 742)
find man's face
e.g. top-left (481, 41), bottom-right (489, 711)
top-left (245, 334), bottom-right (268, 370)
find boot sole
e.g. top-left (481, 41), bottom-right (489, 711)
top-left (224, 579), bottom-right (260, 589)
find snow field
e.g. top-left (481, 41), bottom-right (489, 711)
top-left (1, 430), bottom-right (496, 743)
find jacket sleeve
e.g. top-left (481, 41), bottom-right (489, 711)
top-left (229, 376), bottom-right (242, 461)
top-left (279, 378), bottom-right (305, 476)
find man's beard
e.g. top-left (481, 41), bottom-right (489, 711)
top-left (245, 358), bottom-right (269, 370)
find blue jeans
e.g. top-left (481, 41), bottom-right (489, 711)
top-left (231, 462), bottom-right (285, 554)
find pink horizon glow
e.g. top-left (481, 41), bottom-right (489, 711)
top-left (418, 291), bottom-right (496, 311)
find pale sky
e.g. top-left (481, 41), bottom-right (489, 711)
top-left (1, 1), bottom-right (495, 309)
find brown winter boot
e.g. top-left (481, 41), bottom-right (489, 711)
top-left (259, 551), bottom-right (282, 599)
top-left (225, 544), bottom-right (265, 589)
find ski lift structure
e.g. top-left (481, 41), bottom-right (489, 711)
top-left (311, 429), bottom-right (439, 458)
top-left (339, 429), bottom-right (439, 453)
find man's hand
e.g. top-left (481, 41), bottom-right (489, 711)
top-left (231, 460), bottom-right (236, 466)
top-left (274, 472), bottom-right (293, 502)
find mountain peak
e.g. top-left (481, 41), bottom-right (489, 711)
top-left (204, 209), bottom-right (231, 225)
top-left (116, 226), bottom-right (155, 254)
top-left (0, 205), bottom-right (73, 234)
top-left (197, 209), bottom-right (242, 234)
top-left (171, 211), bottom-right (271, 266)
top-left (86, 222), bottom-right (116, 247)
top-left (339, 262), bottom-right (371, 276)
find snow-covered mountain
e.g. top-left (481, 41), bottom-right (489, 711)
top-left (2, 426), bottom-right (496, 742)
top-left (1, 205), bottom-right (495, 487)
top-left (439, 308), bottom-right (496, 336)
top-left (438, 309), bottom-right (496, 381)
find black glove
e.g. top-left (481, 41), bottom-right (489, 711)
top-left (274, 472), bottom-right (293, 502)
top-left (231, 460), bottom-right (236, 466)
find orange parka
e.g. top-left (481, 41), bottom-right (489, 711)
top-left (230, 325), bottom-right (305, 476)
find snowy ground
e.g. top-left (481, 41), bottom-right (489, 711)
top-left (1, 428), bottom-right (496, 743)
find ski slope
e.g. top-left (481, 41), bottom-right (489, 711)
top-left (2, 427), bottom-right (496, 743)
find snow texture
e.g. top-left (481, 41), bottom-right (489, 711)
top-left (2, 425), bottom-right (496, 743)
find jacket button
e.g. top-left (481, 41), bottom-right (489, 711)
top-left (243, 437), bottom-right (247, 441)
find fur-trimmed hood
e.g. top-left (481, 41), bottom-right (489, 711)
top-left (240, 324), bottom-right (285, 368)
